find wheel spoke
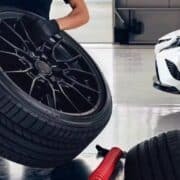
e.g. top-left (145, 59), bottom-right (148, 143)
top-left (62, 81), bottom-right (94, 107)
top-left (51, 39), bottom-right (64, 58)
top-left (0, 50), bottom-right (32, 68)
top-left (63, 54), bottom-right (82, 63)
top-left (29, 76), bottom-right (41, 95)
top-left (19, 20), bottom-right (37, 49)
top-left (53, 52), bottom-right (81, 63)
top-left (52, 38), bottom-right (63, 51)
top-left (57, 82), bottom-right (80, 112)
top-left (0, 35), bottom-right (29, 56)
top-left (41, 43), bottom-right (51, 51)
top-left (46, 94), bottom-right (55, 108)
top-left (41, 77), bottom-right (57, 109)
top-left (51, 40), bottom-right (73, 63)
top-left (64, 68), bottom-right (95, 77)
top-left (0, 50), bottom-right (22, 58)
top-left (0, 35), bottom-right (20, 50)
top-left (2, 20), bottom-right (29, 51)
top-left (5, 67), bottom-right (32, 74)
top-left (64, 74), bottom-right (100, 93)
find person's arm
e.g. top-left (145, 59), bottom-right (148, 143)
top-left (55, 0), bottom-right (90, 30)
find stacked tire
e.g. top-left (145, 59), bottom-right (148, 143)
top-left (125, 131), bottom-right (180, 180)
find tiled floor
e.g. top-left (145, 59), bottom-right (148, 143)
top-left (0, 44), bottom-right (180, 179)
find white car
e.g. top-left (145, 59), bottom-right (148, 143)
top-left (153, 30), bottom-right (180, 94)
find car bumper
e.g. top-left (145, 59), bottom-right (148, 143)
top-left (153, 76), bottom-right (180, 94)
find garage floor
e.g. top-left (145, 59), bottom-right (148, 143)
top-left (0, 44), bottom-right (180, 179)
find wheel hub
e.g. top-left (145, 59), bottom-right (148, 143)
top-left (35, 60), bottom-right (52, 75)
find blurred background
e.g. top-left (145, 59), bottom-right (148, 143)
top-left (51, 0), bottom-right (180, 44)
top-left (51, 0), bottom-right (113, 42)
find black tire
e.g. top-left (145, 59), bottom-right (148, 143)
top-left (125, 130), bottom-right (180, 180)
top-left (0, 8), bottom-right (112, 167)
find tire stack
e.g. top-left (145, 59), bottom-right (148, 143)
top-left (125, 130), bottom-right (180, 180)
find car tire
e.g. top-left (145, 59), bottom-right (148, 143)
top-left (125, 130), bottom-right (180, 180)
top-left (0, 8), bottom-right (112, 168)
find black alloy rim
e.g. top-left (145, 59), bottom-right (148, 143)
top-left (0, 11), bottom-right (105, 115)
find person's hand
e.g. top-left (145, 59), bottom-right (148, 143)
top-left (22, 16), bottom-right (60, 46)
top-left (31, 19), bottom-right (60, 41)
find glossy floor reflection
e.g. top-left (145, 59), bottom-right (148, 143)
top-left (1, 155), bottom-right (123, 180)
top-left (1, 44), bottom-right (180, 180)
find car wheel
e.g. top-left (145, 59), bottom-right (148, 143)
top-left (0, 8), bottom-right (112, 167)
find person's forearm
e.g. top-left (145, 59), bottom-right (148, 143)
top-left (56, 10), bottom-right (89, 30)
top-left (55, 0), bottom-right (89, 30)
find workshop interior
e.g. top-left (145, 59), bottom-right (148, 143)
top-left (0, 0), bottom-right (179, 180)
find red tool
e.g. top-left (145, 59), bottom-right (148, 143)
top-left (89, 145), bottom-right (126, 180)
